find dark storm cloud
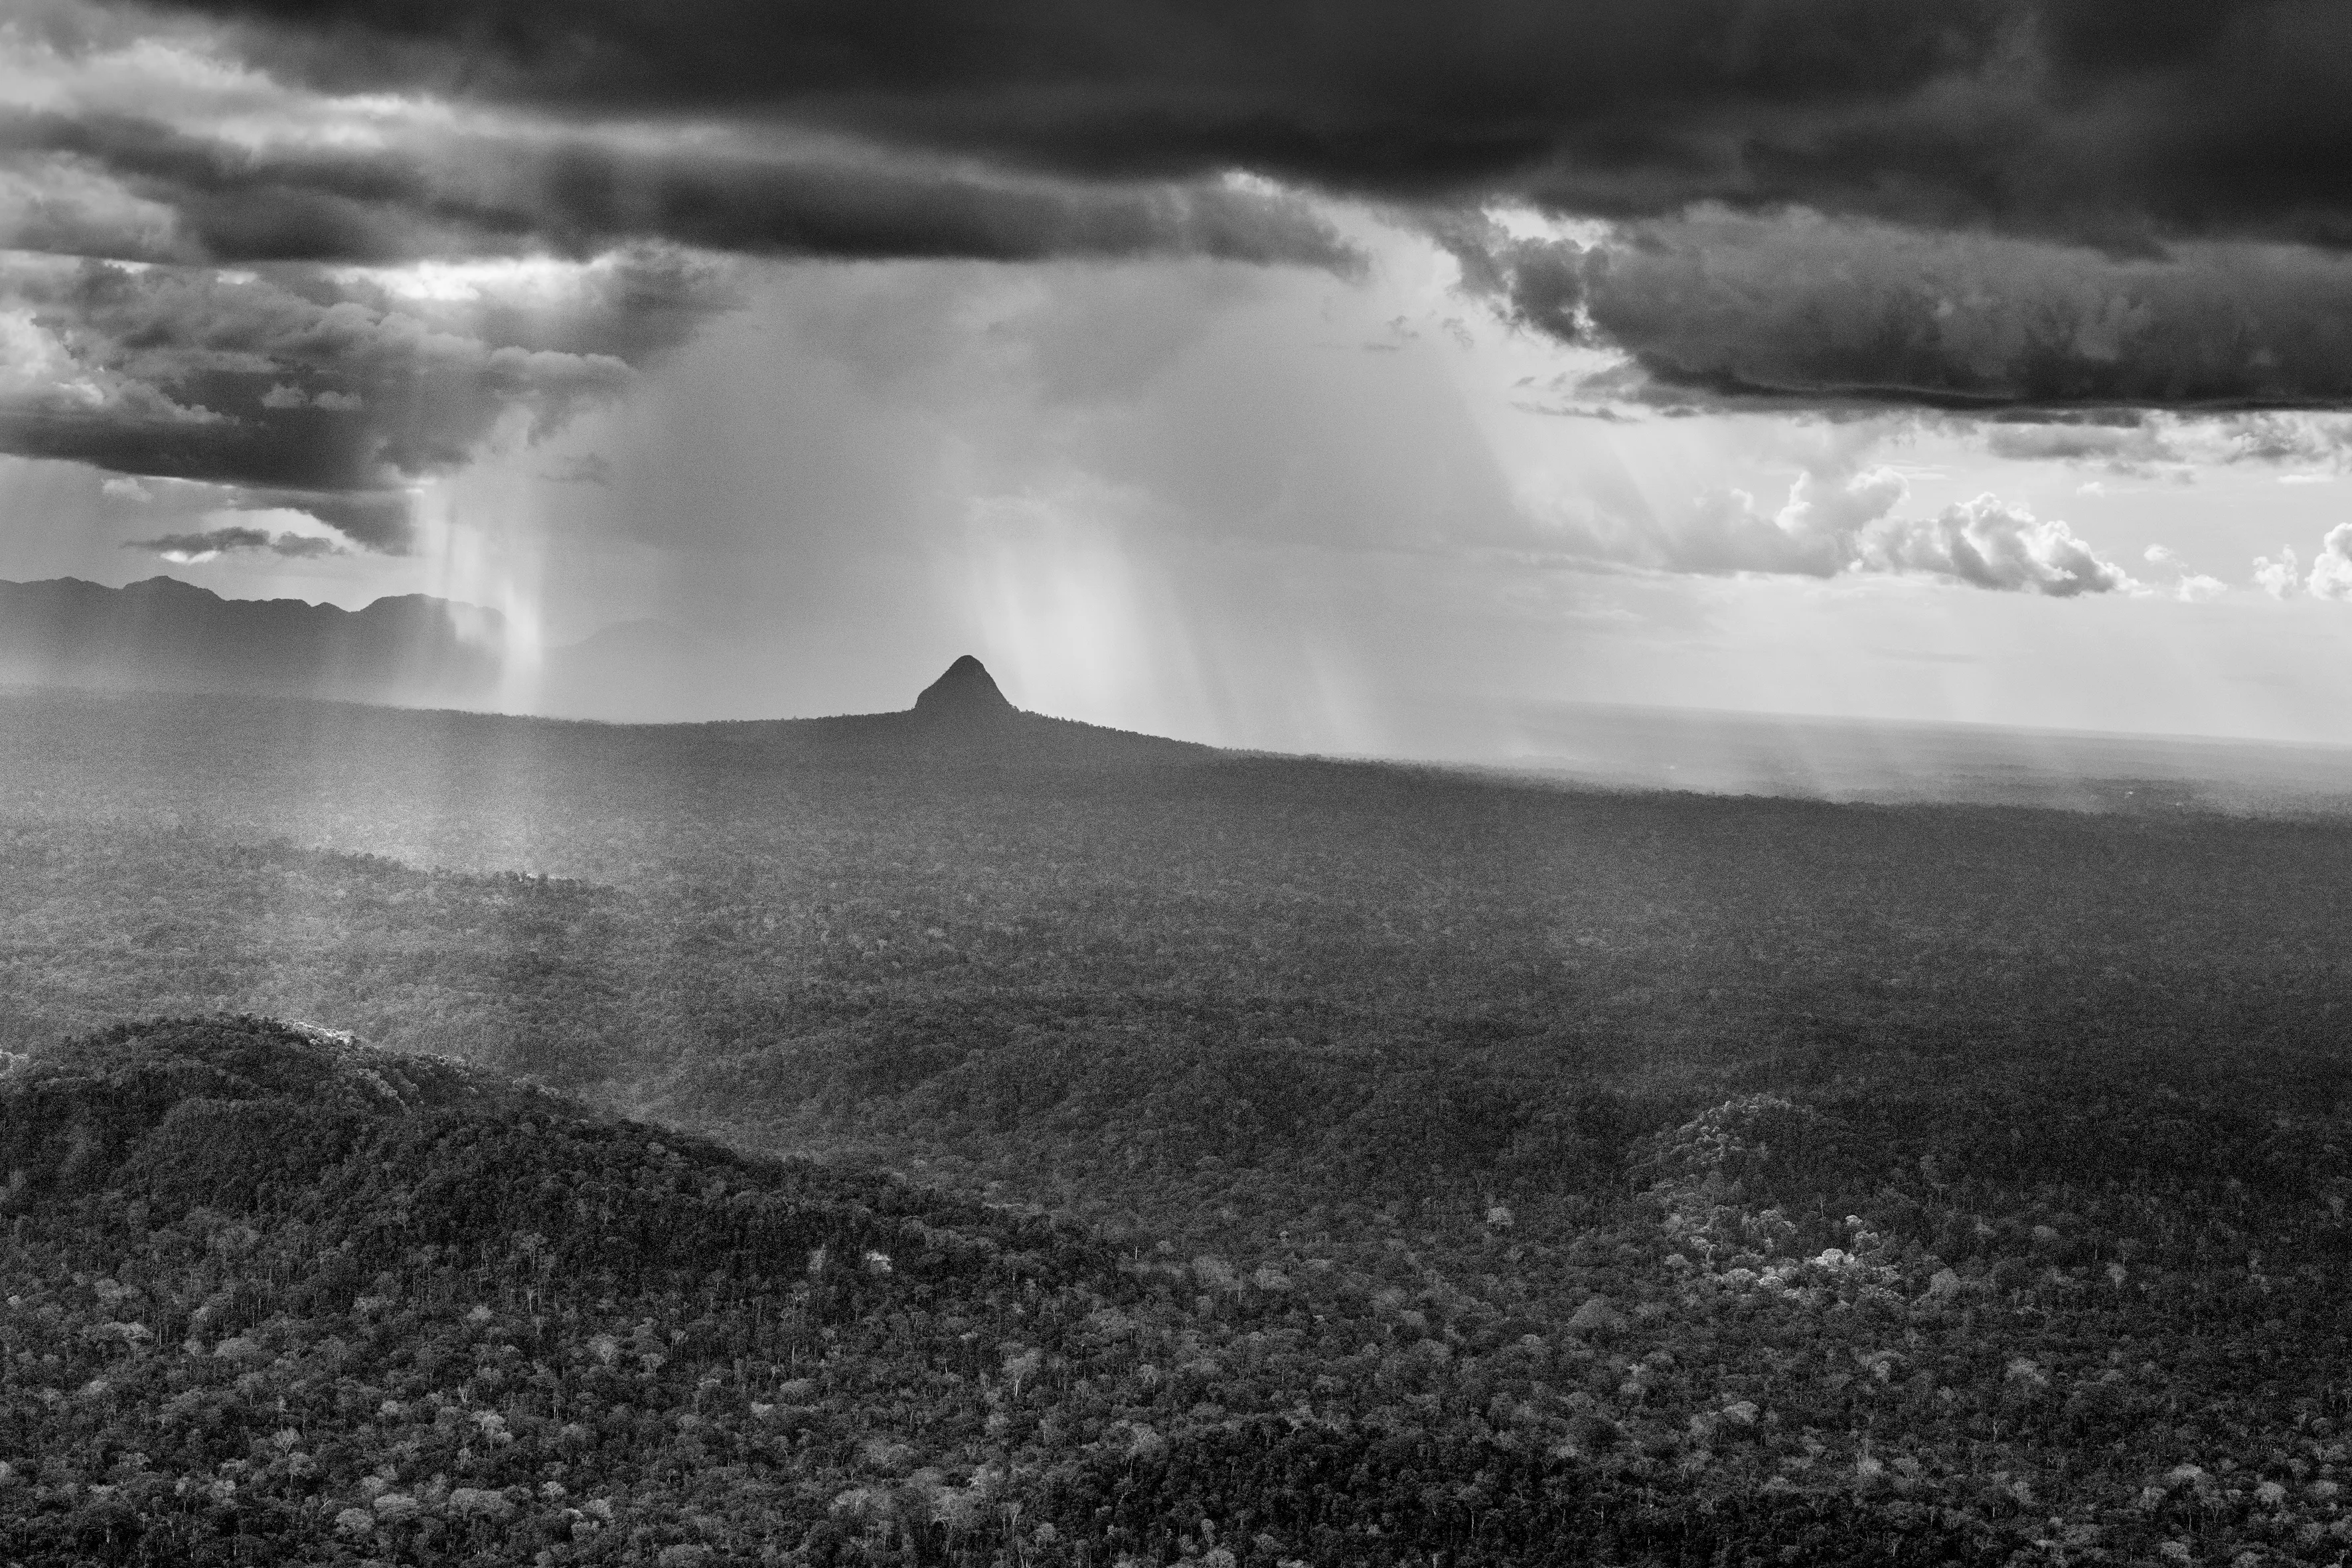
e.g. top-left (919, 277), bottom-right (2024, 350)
top-left (3, 8), bottom-right (1352, 532)
top-left (131, 0), bottom-right (2352, 248)
top-left (123, 524), bottom-right (343, 558)
top-left (1448, 214), bottom-right (2352, 412)
top-left (1, 106), bottom-right (1356, 270)
top-left (520, 146), bottom-right (1359, 270)
top-left (0, 251), bottom-right (730, 548)
top-left (21, 0), bottom-right (2352, 538)
top-left (1, 110), bottom-right (452, 264)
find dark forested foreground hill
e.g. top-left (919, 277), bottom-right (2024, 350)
top-left (0, 1017), bottom-right (1137, 1565)
top-left (3, 686), bottom-right (2352, 1562)
top-left (5, 1018), bottom-right (2349, 1567)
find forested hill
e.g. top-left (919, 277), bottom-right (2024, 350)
top-left (0, 1015), bottom-right (1142, 1566)
top-left (9, 1017), bottom-right (2351, 1567)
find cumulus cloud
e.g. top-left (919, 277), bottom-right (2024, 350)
top-left (123, 524), bottom-right (342, 560)
top-left (1857, 495), bottom-right (2132, 597)
top-left (2250, 524), bottom-right (2352, 599)
top-left (2306, 524), bottom-right (2352, 602)
top-left (2253, 548), bottom-right (2304, 599)
top-left (1674, 467), bottom-right (1906, 579)
top-left (2145, 544), bottom-right (2228, 603)
top-left (1571, 461), bottom-right (2134, 595)
top-left (0, 247), bottom-right (730, 548)
top-left (2179, 576), bottom-right (2227, 604)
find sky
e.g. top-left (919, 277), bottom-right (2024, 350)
top-left (7, 0), bottom-right (2352, 756)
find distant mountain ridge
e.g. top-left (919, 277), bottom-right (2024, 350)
top-left (0, 574), bottom-right (505, 708)
top-left (0, 578), bottom-right (1214, 766)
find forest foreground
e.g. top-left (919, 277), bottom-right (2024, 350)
top-left (1, 684), bottom-right (2348, 1565)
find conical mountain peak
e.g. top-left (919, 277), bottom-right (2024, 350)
top-left (913, 655), bottom-right (1014, 718)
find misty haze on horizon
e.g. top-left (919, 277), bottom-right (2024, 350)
top-left (5, 570), bottom-right (2349, 817)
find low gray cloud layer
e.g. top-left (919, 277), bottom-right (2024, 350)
top-left (1447, 213), bottom-right (2352, 412)
top-left (0, 107), bottom-right (1359, 272)
top-left (123, 524), bottom-right (342, 559)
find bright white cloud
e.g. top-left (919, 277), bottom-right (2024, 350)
top-left (1674, 467), bottom-right (1906, 578)
top-left (2308, 524), bottom-right (2352, 602)
top-left (1859, 495), bottom-right (2134, 597)
top-left (2175, 574), bottom-right (2228, 603)
top-left (1644, 463), bottom-right (2134, 595)
top-left (2145, 544), bottom-right (2227, 603)
top-left (2253, 547), bottom-right (2303, 599)
top-left (2250, 526), bottom-right (2352, 600)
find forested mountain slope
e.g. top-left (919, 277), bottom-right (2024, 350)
top-left (0, 1017), bottom-right (1142, 1565)
top-left (7, 1018), bottom-right (2351, 1567)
